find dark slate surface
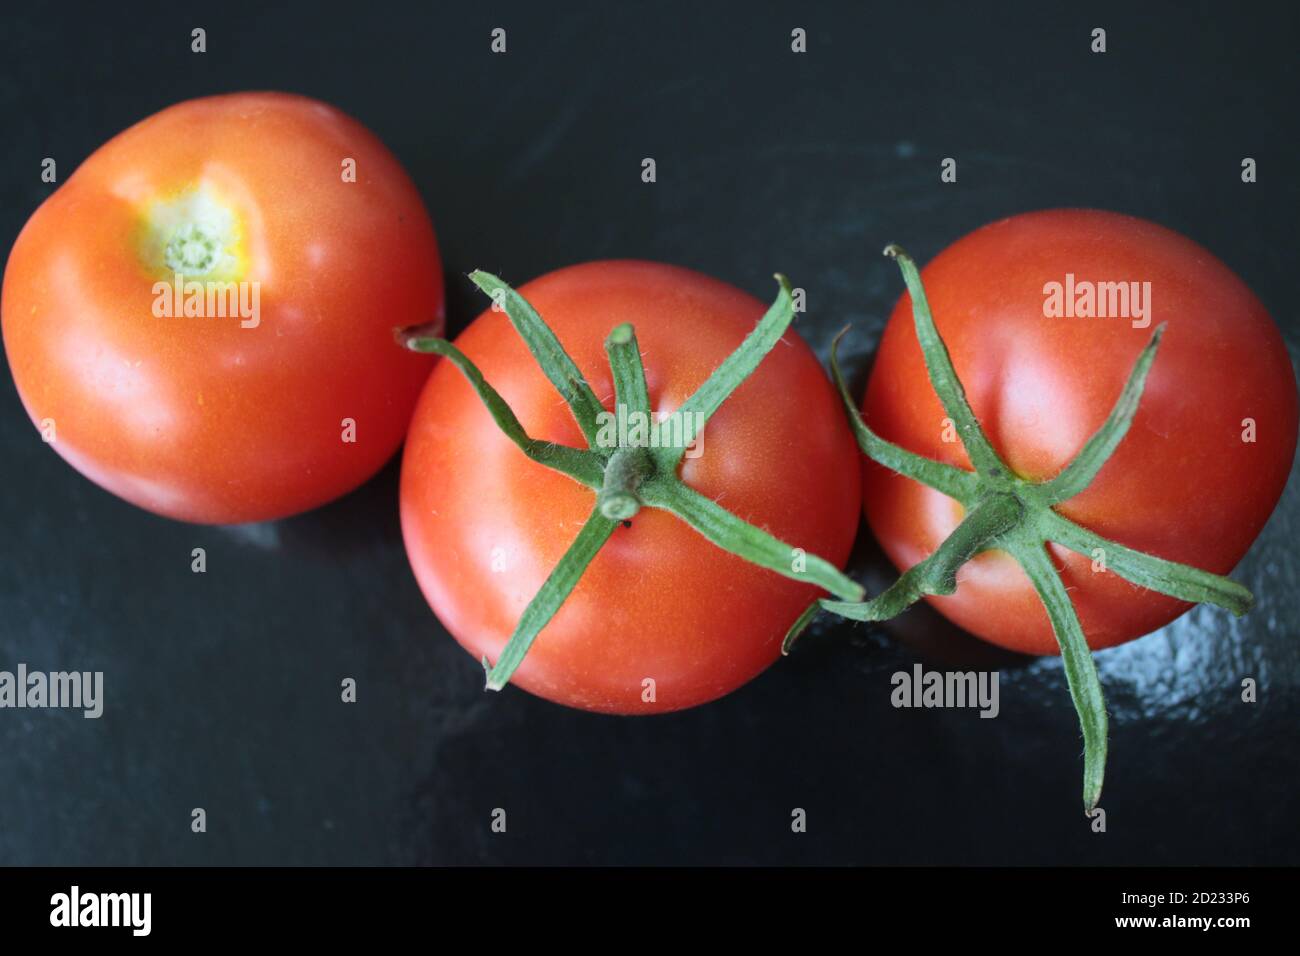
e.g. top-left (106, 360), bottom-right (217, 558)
top-left (0, 1), bottom-right (1296, 865)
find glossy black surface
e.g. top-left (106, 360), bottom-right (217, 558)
top-left (1, 1), bottom-right (1296, 865)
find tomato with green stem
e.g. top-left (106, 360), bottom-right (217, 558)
top-left (400, 260), bottom-right (862, 714)
top-left (857, 211), bottom-right (1295, 656)
top-left (803, 210), bottom-right (1297, 811)
top-left (2, 92), bottom-right (443, 523)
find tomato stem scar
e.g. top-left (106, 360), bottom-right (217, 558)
top-left (140, 184), bottom-right (243, 281)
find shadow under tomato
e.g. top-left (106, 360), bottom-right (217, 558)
top-left (212, 452), bottom-right (407, 559)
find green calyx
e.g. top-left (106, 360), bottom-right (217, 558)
top-left (799, 244), bottom-right (1254, 815)
top-left (404, 270), bottom-right (865, 694)
top-left (596, 446), bottom-right (653, 521)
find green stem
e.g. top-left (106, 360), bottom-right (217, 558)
top-left (820, 492), bottom-right (1021, 621)
top-left (469, 270), bottom-right (607, 449)
top-left (403, 335), bottom-right (605, 489)
top-left (883, 245), bottom-right (1007, 479)
top-left (655, 275), bottom-right (795, 473)
top-left (829, 327), bottom-right (979, 503)
top-left (1040, 325), bottom-right (1165, 504)
top-left (483, 508), bottom-right (619, 691)
top-left (638, 476), bottom-right (864, 601)
top-left (781, 600), bottom-right (823, 655)
top-left (1040, 510), bottom-right (1254, 615)
top-left (605, 324), bottom-right (652, 420)
top-left (1008, 535), bottom-right (1108, 814)
top-left (597, 446), bottom-right (653, 521)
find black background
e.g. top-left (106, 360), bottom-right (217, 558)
top-left (1, 0), bottom-right (1296, 866)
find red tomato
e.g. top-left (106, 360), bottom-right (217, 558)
top-left (863, 209), bottom-right (1298, 654)
top-left (2, 92), bottom-right (443, 523)
top-left (401, 261), bottom-right (861, 713)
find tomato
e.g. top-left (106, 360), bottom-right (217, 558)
top-left (401, 260), bottom-right (861, 713)
top-left (2, 92), bottom-right (443, 523)
top-left (862, 209), bottom-right (1298, 654)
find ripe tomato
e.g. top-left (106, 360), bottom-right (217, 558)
top-left (2, 92), bottom-right (443, 523)
top-left (401, 260), bottom-right (861, 713)
top-left (863, 209), bottom-right (1297, 654)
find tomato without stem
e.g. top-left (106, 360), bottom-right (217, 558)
top-left (401, 261), bottom-right (861, 713)
top-left (2, 92), bottom-right (443, 523)
top-left (862, 209), bottom-right (1297, 654)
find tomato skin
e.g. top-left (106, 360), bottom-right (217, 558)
top-left (863, 209), bottom-right (1298, 654)
top-left (401, 261), bottom-right (861, 713)
top-left (2, 92), bottom-right (443, 524)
